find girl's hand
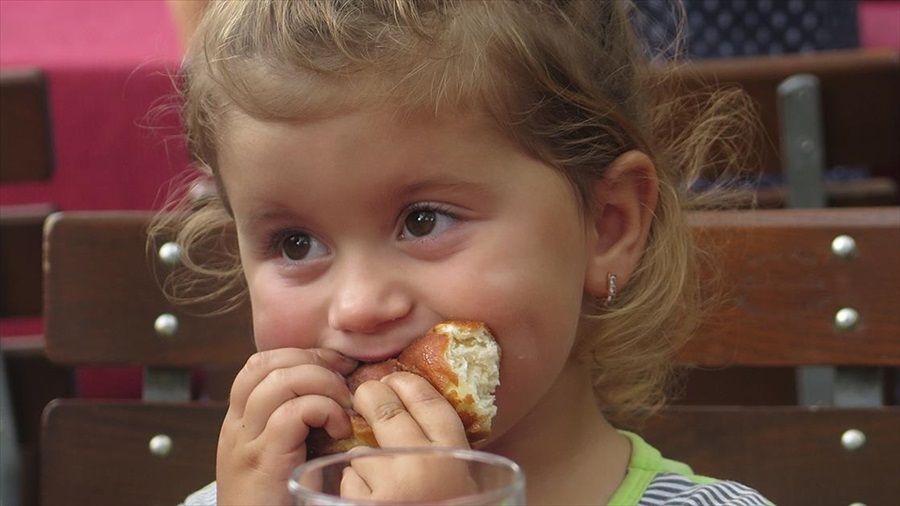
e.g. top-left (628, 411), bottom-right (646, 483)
top-left (341, 372), bottom-right (475, 502)
top-left (216, 348), bottom-right (357, 506)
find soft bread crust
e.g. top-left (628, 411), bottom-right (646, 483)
top-left (306, 321), bottom-right (500, 459)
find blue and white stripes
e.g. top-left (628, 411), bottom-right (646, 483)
top-left (638, 473), bottom-right (770, 506)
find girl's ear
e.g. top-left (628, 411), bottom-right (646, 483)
top-left (583, 150), bottom-right (659, 298)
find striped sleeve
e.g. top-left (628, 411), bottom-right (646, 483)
top-left (638, 473), bottom-right (771, 506)
top-left (182, 481), bottom-right (217, 506)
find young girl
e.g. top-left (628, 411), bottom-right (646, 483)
top-left (167, 1), bottom-right (770, 504)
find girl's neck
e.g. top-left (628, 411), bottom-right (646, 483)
top-left (486, 361), bottom-right (631, 505)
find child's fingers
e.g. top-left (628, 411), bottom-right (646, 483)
top-left (354, 372), bottom-right (468, 448)
top-left (216, 393), bottom-right (353, 506)
top-left (220, 394), bottom-right (347, 456)
top-left (229, 348), bottom-right (357, 416)
top-left (238, 363), bottom-right (352, 438)
top-left (257, 394), bottom-right (353, 454)
top-left (382, 372), bottom-right (469, 446)
top-left (340, 465), bottom-right (372, 501)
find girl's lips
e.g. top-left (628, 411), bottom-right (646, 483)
top-left (354, 351), bottom-right (402, 364)
top-left (340, 325), bottom-right (436, 364)
top-left (343, 338), bottom-right (420, 364)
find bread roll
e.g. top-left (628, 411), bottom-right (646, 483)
top-left (307, 321), bottom-right (500, 458)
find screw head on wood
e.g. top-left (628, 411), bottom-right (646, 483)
top-left (834, 308), bottom-right (860, 331)
top-left (149, 434), bottom-right (173, 457)
top-left (158, 241), bottom-right (182, 266)
top-left (841, 429), bottom-right (866, 451)
top-left (154, 313), bottom-right (179, 338)
top-left (830, 235), bottom-right (857, 259)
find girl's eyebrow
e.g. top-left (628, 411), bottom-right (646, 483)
top-left (241, 208), bottom-right (304, 233)
top-left (392, 177), bottom-right (496, 202)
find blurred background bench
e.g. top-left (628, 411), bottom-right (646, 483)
top-left (661, 49), bottom-right (899, 208)
top-left (0, 68), bottom-right (72, 506)
top-left (642, 207), bottom-right (900, 505)
top-left (40, 212), bottom-right (252, 506)
top-left (2, 2), bottom-right (189, 502)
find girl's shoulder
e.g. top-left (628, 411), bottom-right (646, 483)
top-left (615, 431), bottom-right (773, 505)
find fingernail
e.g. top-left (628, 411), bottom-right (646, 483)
top-left (379, 371), bottom-right (401, 384)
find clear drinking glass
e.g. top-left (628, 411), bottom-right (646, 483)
top-left (289, 447), bottom-right (525, 505)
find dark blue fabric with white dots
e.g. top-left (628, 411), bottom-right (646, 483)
top-left (632, 0), bottom-right (859, 59)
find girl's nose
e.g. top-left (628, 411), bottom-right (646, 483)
top-left (327, 257), bottom-right (413, 334)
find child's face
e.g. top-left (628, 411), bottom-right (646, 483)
top-left (217, 107), bottom-right (595, 439)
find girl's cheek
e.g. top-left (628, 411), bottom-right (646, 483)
top-left (253, 315), bottom-right (314, 350)
top-left (250, 286), bottom-right (320, 351)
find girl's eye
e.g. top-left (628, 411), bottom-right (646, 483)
top-left (401, 205), bottom-right (457, 239)
top-left (279, 232), bottom-right (328, 261)
top-left (405, 210), bottom-right (437, 237)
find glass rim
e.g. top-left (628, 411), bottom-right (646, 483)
top-left (288, 446), bottom-right (525, 506)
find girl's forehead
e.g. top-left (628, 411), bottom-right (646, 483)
top-left (221, 105), bottom-right (505, 165)
top-left (215, 70), bottom-right (499, 129)
top-left (215, 96), bottom-right (585, 203)
top-left (219, 98), bottom-right (508, 158)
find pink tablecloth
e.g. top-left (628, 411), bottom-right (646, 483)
top-left (0, 0), bottom-right (189, 210)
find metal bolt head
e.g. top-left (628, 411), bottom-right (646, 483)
top-left (834, 308), bottom-right (861, 331)
top-left (154, 313), bottom-right (179, 338)
top-left (841, 429), bottom-right (866, 451)
top-left (158, 241), bottom-right (182, 266)
top-left (831, 235), bottom-right (857, 259)
top-left (149, 434), bottom-right (173, 457)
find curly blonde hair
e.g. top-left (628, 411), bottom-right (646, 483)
top-left (154, 0), bottom-right (757, 427)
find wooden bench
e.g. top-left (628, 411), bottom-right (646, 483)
top-left (41, 401), bottom-right (226, 506)
top-left (0, 68), bottom-right (54, 184)
top-left (665, 50), bottom-right (900, 413)
top-left (1, 68), bottom-right (65, 506)
top-left (640, 207), bottom-right (900, 506)
top-left (40, 207), bottom-right (899, 505)
top-left (662, 49), bottom-right (900, 208)
top-left (40, 212), bottom-right (251, 506)
top-left (1, 68), bottom-right (55, 320)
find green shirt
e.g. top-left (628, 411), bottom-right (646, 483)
top-left (608, 431), bottom-right (773, 505)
